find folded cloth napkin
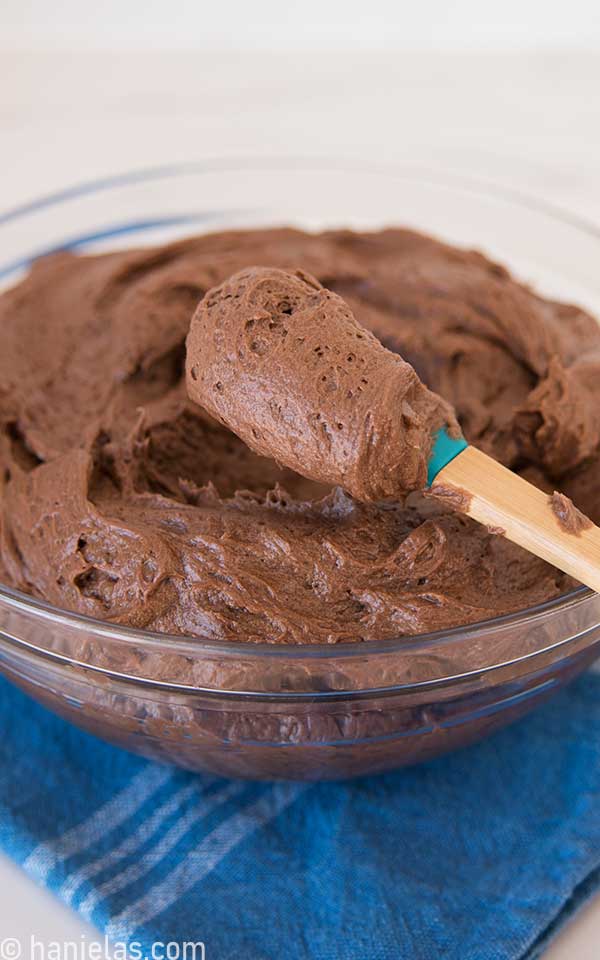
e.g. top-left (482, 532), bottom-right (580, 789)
top-left (3, 671), bottom-right (600, 960)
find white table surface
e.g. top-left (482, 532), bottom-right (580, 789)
top-left (2, 49), bottom-right (600, 957)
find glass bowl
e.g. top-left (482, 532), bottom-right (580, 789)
top-left (1, 159), bottom-right (600, 781)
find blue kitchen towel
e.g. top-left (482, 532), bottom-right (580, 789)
top-left (2, 673), bottom-right (600, 960)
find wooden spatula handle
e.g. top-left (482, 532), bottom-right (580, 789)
top-left (432, 446), bottom-right (600, 593)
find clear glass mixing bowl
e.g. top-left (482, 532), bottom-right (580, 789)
top-left (1, 159), bottom-right (600, 780)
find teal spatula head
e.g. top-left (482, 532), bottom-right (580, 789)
top-left (427, 427), bottom-right (469, 486)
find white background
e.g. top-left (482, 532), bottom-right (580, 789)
top-left (2, 2), bottom-right (600, 957)
top-left (2, 0), bottom-right (600, 51)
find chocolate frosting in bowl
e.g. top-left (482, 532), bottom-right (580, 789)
top-left (1, 227), bottom-right (599, 645)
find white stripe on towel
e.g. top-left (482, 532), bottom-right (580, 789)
top-left (106, 782), bottom-right (307, 943)
top-left (79, 779), bottom-right (245, 923)
top-left (25, 765), bottom-right (172, 883)
top-left (60, 779), bottom-right (210, 904)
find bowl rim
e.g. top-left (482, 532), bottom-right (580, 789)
top-left (0, 155), bottom-right (596, 667)
top-left (0, 579), bottom-right (592, 663)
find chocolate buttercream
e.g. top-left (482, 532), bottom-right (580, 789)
top-left (1, 227), bottom-right (599, 644)
top-left (427, 483), bottom-right (473, 514)
top-left (186, 266), bottom-right (456, 501)
top-left (550, 491), bottom-right (594, 536)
